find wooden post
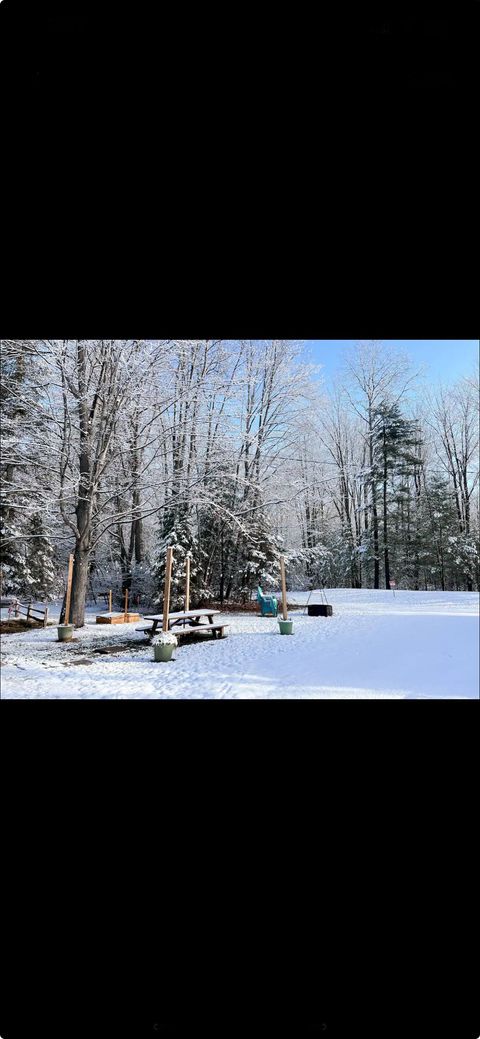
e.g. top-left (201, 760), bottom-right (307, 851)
top-left (185, 555), bottom-right (190, 612)
top-left (109, 589), bottom-right (112, 614)
top-left (280, 555), bottom-right (288, 621)
top-left (44, 607), bottom-right (49, 628)
top-left (27, 601), bottom-right (31, 621)
top-left (124, 588), bottom-right (129, 620)
top-left (64, 554), bottom-right (74, 626)
top-left (163, 547), bottom-right (174, 632)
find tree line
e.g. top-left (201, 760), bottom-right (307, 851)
top-left (1, 339), bottom-right (478, 626)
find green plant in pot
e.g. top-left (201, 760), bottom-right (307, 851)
top-left (152, 630), bottom-right (178, 662)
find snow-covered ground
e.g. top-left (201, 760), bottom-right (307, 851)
top-left (1, 590), bottom-right (478, 699)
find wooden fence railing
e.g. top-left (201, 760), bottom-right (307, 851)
top-left (8, 599), bottom-right (49, 627)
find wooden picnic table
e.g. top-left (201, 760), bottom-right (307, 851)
top-left (140, 608), bottom-right (223, 639)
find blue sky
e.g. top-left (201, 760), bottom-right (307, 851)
top-left (303, 340), bottom-right (479, 386)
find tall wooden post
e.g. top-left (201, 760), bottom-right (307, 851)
top-left (185, 555), bottom-right (190, 612)
top-left (124, 588), bottom-right (129, 620)
top-left (64, 554), bottom-right (74, 626)
top-left (109, 589), bottom-right (112, 614)
top-left (163, 547), bottom-right (174, 632)
top-left (280, 555), bottom-right (288, 621)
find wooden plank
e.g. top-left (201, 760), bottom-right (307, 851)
top-left (64, 553), bottom-right (74, 626)
top-left (280, 555), bottom-right (288, 620)
top-left (9, 600), bottom-right (47, 624)
top-left (96, 612), bottom-right (141, 625)
top-left (15, 602), bottom-right (44, 619)
top-left (176, 622), bottom-right (229, 631)
top-left (163, 547), bottom-right (174, 632)
top-left (144, 609), bottom-right (221, 621)
top-left (175, 624), bottom-right (229, 641)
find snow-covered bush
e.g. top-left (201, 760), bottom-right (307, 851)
top-left (151, 631), bottom-right (178, 647)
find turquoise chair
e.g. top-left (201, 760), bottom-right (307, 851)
top-left (257, 585), bottom-right (278, 617)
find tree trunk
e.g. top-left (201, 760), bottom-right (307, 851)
top-left (69, 341), bottom-right (93, 628)
top-left (439, 534), bottom-right (445, 592)
top-left (70, 542), bottom-right (90, 627)
top-left (219, 527), bottom-right (225, 605)
top-left (134, 515), bottom-right (144, 563)
top-left (383, 429), bottom-right (390, 588)
top-left (367, 407), bottom-right (380, 588)
top-left (121, 568), bottom-right (133, 595)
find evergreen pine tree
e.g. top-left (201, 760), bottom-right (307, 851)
top-left (196, 456), bottom-right (239, 604)
top-left (0, 515), bottom-right (28, 597)
top-left (372, 401), bottom-right (421, 587)
top-left (152, 507), bottom-right (207, 610)
top-left (1, 341), bottom-right (50, 600)
top-left (1, 342), bottom-right (30, 598)
top-left (235, 508), bottom-right (284, 601)
top-left (417, 476), bottom-right (460, 590)
top-left (23, 513), bottom-right (58, 600)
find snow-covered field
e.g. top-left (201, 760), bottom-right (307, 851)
top-left (1, 590), bottom-right (478, 699)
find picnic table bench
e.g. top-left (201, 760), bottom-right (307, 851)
top-left (136, 609), bottom-right (229, 642)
